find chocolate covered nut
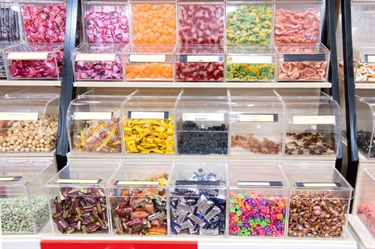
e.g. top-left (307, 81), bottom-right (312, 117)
top-left (285, 132), bottom-right (335, 156)
top-left (231, 134), bottom-right (281, 154)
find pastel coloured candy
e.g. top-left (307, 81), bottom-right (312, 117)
top-left (126, 63), bottom-right (173, 80)
top-left (227, 63), bottom-right (275, 81)
top-left (75, 56), bottom-right (123, 80)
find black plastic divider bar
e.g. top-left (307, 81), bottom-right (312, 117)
top-left (56, 0), bottom-right (79, 170)
top-left (341, 0), bottom-right (359, 187)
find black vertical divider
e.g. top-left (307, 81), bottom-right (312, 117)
top-left (341, 0), bottom-right (359, 187)
top-left (55, 0), bottom-right (79, 170)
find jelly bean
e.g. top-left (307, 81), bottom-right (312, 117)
top-left (274, 8), bottom-right (320, 44)
top-left (132, 4), bottom-right (176, 45)
top-left (226, 64), bottom-right (275, 81)
top-left (125, 63), bottom-right (173, 80)
top-left (178, 4), bottom-right (224, 44)
top-left (226, 5), bottom-right (273, 45)
top-left (21, 3), bottom-right (66, 43)
top-left (75, 57), bottom-right (123, 81)
top-left (84, 5), bottom-right (129, 44)
top-left (0, 4), bottom-right (21, 42)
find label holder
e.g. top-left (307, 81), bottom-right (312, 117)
top-left (237, 181), bottom-right (283, 187)
top-left (128, 111), bottom-right (169, 119)
top-left (295, 182), bottom-right (342, 188)
top-left (0, 176), bottom-right (22, 182)
top-left (56, 179), bottom-right (102, 184)
top-left (237, 113), bottom-right (278, 122)
top-left (283, 53), bottom-right (325, 62)
top-left (114, 180), bottom-right (160, 186)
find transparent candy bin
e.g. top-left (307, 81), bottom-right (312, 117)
top-left (274, 0), bottom-right (325, 45)
top-left (355, 96), bottom-right (375, 158)
top-left (227, 162), bottom-right (289, 237)
top-left (44, 162), bottom-right (120, 235)
top-left (0, 160), bottom-right (55, 234)
top-left (2, 42), bottom-right (64, 80)
top-left (279, 94), bottom-right (340, 157)
top-left (122, 44), bottom-right (175, 81)
top-left (0, 1), bottom-right (22, 43)
top-left (72, 43), bottom-right (127, 81)
top-left (351, 0), bottom-right (375, 47)
top-left (107, 162), bottom-right (172, 235)
top-left (175, 44), bottom-right (224, 82)
top-left (175, 94), bottom-right (229, 155)
top-left (275, 42), bottom-right (330, 82)
top-left (353, 164), bottom-right (375, 237)
top-left (0, 94), bottom-right (60, 153)
top-left (168, 161), bottom-right (227, 236)
top-left (121, 94), bottom-right (178, 155)
top-left (229, 94), bottom-right (285, 156)
top-left (82, 1), bottom-right (130, 44)
top-left (226, 0), bottom-right (274, 45)
top-left (353, 46), bottom-right (375, 83)
top-left (282, 162), bottom-right (353, 239)
top-left (226, 45), bottom-right (277, 82)
top-left (67, 95), bottom-right (129, 154)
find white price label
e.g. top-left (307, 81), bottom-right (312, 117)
top-left (115, 180), bottom-right (159, 186)
top-left (231, 55), bottom-right (273, 64)
top-left (7, 52), bottom-right (48, 60)
top-left (183, 113), bottom-right (224, 122)
top-left (0, 176), bottom-right (22, 182)
top-left (293, 115), bottom-right (335, 125)
top-left (129, 54), bottom-right (166, 63)
top-left (129, 111), bottom-right (168, 119)
top-left (238, 181), bottom-right (283, 187)
top-left (365, 54), bottom-right (375, 63)
top-left (296, 182), bottom-right (342, 187)
top-left (56, 179), bottom-right (102, 184)
top-left (76, 53), bottom-right (116, 62)
top-left (73, 112), bottom-right (112, 120)
top-left (186, 55), bottom-right (219, 63)
top-left (237, 114), bottom-right (277, 122)
top-left (0, 112), bottom-right (38, 121)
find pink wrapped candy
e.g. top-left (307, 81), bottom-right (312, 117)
top-left (85, 5), bottom-right (129, 44)
top-left (75, 56), bottom-right (122, 80)
top-left (178, 4), bottom-right (224, 44)
top-left (21, 4), bottom-right (66, 43)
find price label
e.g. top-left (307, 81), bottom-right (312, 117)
top-left (180, 55), bottom-right (220, 63)
top-left (231, 56), bottom-right (273, 64)
top-left (296, 182), bottom-right (342, 187)
top-left (175, 180), bottom-right (221, 186)
top-left (364, 54), bottom-right (375, 63)
top-left (115, 180), bottom-right (159, 186)
top-left (283, 53), bottom-right (325, 62)
top-left (128, 111), bottom-right (169, 119)
top-left (0, 176), bottom-right (22, 182)
top-left (183, 113), bottom-right (224, 122)
top-left (293, 115), bottom-right (335, 125)
top-left (237, 114), bottom-right (278, 122)
top-left (7, 52), bottom-right (49, 60)
top-left (129, 54), bottom-right (166, 63)
top-left (0, 112), bottom-right (38, 121)
top-left (56, 179), bottom-right (102, 184)
top-left (76, 53), bottom-right (116, 62)
top-left (73, 112), bottom-right (113, 120)
top-left (237, 181), bottom-right (283, 187)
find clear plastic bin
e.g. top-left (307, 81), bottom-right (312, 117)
top-left (0, 159), bottom-right (55, 234)
top-left (107, 162), bottom-right (171, 235)
top-left (72, 43), bottom-right (126, 81)
top-left (0, 94), bottom-right (59, 153)
top-left (0, 1), bottom-right (22, 43)
top-left (226, 45), bottom-right (277, 82)
top-left (351, 0), bottom-right (375, 47)
top-left (1, 42), bottom-right (18, 78)
top-left (175, 44), bottom-right (224, 82)
top-left (168, 161), bottom-right (227, 236)
top-left (2, 42), bottom-right (64, 80)
top-left (353, 47), bottom-right (375, 83)
top-left (283, 162), bottom-right (353, 239)
top-left (122, 44), bottom-right (175, 81)
top-left (226, 1), bottom-right (274, 45)
top-left (227, 162), bottom-right (288, 237)
top-left (44, 161), bottom-right (120, 235)
top-left (276, 43), bottom-right (330, 82)
top-left (355, 96), bottom-right (375, 158)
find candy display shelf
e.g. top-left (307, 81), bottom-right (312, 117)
top-left (0, 80), bottom-right (61, 87)
top-left (348, 214), bottom-right (375, 249)
top-left (355, 83), bottom-right (375, 89)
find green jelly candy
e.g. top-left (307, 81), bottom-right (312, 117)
top-left (236, 210), bottom-right (242, 217)
top-left (237, 220), bottom-right (243, 227)
top-left (230, 206), bottom-right (236, 213)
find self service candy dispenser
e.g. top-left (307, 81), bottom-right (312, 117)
top-left (355, 95), bottom-right (375, 158)
top-left (353, 46), bottom-right (375, 83)
top-left (168, 161), bottom-right (227, 236)
top-left (107, 162), bottom-right (172, 235)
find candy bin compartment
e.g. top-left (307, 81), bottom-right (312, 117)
top-left (176, 94), bottom-right (229, 155)
top-left (175, 44), bottom-right (224, 82)
top-left (354, 164), bottom-right (375, 237)
top-left (0, 94), bottom-right (59, 153)
top-left (72, 43), bottom-right (126, 81)
top-left (355, 96), bottom-right (375, 158)
top-left (229, 93), bottom-right (284, 155)
top-left (227, 162), bottom-right (288, 237)
top-left (178, 0), bottom-right (225, 45)
top-left (282, 162), bottom-right (353, 239)
top-left (3, 42), bottom-right (64, 80)
top-left (276, 43), bottom-right (330, 82)
top-left (122, 44), bottom-right (175, 81)
top-left (168, 161), bottom-right (227, 236)
top-left (0, 160), bottom-right (55, 234)
top-left (82, 1), bottom-right (129, 44)
top-left (226, 45), bottom-right (277, 82)
top-left (226, 0), bottom-right (274, 45)
top-left (274, 0), bottom-right (324, 45)
top-left (1, 42), bottom-right (19, 78)
top-left (19, 0), bottom-right (66, 43)
top-left (0, 1), bottom-right (21, 42)
top-left (279, 94), bottom-right (340, 157)
top-left (67, 95), bottom-right (127, 154)
top-left (121, 93), bottom-right (178, 154)
top-left (353, 47), bottom-right (375, 83)
top-left (130, 0), bottom-right (176, 45)
top-left (107, 162), bottom-right (171, 235)
top-left (44, 162), bottom-right (119, 235)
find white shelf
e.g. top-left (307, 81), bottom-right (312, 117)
top-left (0, 80), bottom-right (61, 87)
top-left (74, 81), bottom-right (332, 89)
top-left (0, 150), bottom-right (55, 158)
top-left (356, 83), bottom-right (375, 89)
top-left (348, 214), bottom-right (375, 249)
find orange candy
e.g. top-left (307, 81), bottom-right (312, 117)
top-left (126, 63), bottom-right (173, 80)
top-left (132, 4), bottom-right (176, 44)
